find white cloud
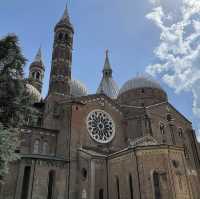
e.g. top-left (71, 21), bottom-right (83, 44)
top-left (146, 0), bottom-right (200, 133)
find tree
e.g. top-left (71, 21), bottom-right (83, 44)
top-left (0, 34), bottom-right (38, 181)
top-left (0, 124), bottom-right (19, 184)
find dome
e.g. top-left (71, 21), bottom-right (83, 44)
top-left (26, 84), bottom-right (41, 102)
top-left (70, 79), bottom-right (88, 97)
top-left (119, 75), bottom-right (164, 95)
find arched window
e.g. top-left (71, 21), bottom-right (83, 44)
top-left (166, 114), bottom-right (172, 122)
top-left (178, 128), bottom-right (183, 137)
top-left (153, 171), bottom-right (161, 199)
top-left (116, 176), bottom-right (120, 199)
top-left (129, 174), bottom-right (133, 199)
top-left (184, 145), bottom-right (189, 159)
top-left (33, 140), bottom-right (40, 154)
top-left (160, 123), bottom-right (165, 134)
top-left (32, 72), bottom-right (35, 78)
top-left (21, 166), bottom-right (31, 199)
top-left (42, 141), bottom-right (48, 155)
top-left (58, 32), bottom-right (63, 40)
top-left (47, 170), bottom-right (56, 199)
top-left (36, 72), bottom-right (40, 80)
top-left (99, 189), bottom-right (104, 199)
top-left (81, 168), bottom-right (87, 181)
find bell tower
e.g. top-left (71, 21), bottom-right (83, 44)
top-left (48, 6), bottom-right (74, 96)
top-left (28, 47), bottom-right (45, 93)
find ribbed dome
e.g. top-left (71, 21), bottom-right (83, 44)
top-left (119, 76), bottom-right (164, 95)
top-left (26, 84), bottom-right (41, 102)
top-left (70, 80), bottom-right (88, 97)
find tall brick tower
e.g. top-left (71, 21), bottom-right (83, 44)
top-left (43, 6), bottom-right (74, 130)
top-left (28, 47), bottom-right (45, 93)
top-left (48, 6), bottom-right (74, 96)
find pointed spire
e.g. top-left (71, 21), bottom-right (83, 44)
top-left (60, 4), bottom-right (70, 21)
top-left (104, 49), bottom-right (112, 71)
top-left (34, 47), bottom-right (43, 63)
top-left (55, 4), bottom-right (74, 32)
top-left (96, 51), bottom-right (119, 98)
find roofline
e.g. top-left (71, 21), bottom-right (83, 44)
top-left (146, 102), bottom-right (192, 124)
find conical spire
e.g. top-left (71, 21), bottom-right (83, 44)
top-left (34, 47), bottom-right (43, 63)
top-left (60, 4), bottom-right (70, 21)
top-left (97, 51), bottom-right (119, 99)
top-left (103, 49), bottom-right (112, 71)
top-left (56, 4), bottom-right (73, 32)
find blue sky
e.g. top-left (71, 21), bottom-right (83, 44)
top-left (0, 0), bottom-right (198, 134)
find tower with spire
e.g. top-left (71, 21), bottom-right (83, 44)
top-left (48, 5), bottom-right (74, 96)
top-left (28, 47), bottom-right (45, 93)
top-left (97, 50), bottom-right (119, 98)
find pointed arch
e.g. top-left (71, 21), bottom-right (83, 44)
top-left (99, 189), bottom-right (104, 199)
top-left (47, 170), bottom-right (56, 199)
top-left (115, 176), bottom-right (120, 199)
top-left (33, 139), bottom-right (40, 154)
top-left (153, 171), bottom-right (161, 199)
top-left (129, 174), bottom-right (134, 199)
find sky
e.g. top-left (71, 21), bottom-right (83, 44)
top-left (0, 0), bottom-right (199, 138)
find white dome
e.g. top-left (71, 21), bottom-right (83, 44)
top-left (119, 75), bottom-right (164, 95)
top-left (70, 79), bottom-right (88, 97)
top-left (26, 84), bottom-right (41, 102)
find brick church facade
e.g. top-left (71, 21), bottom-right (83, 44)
top-left (1, 6), bottom-right (200, 199)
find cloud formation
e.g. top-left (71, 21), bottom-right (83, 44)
top-left (146, 0), bottom-right (200, 136)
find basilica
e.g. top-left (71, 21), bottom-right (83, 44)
top-left (1, 6), bottom-right (200, 199)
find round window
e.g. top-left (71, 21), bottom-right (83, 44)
top-left (86, 110), bottom-right (115, 144)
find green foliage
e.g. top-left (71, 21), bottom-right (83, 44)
top-left (0, 34), bottom-right (39, 128)
top-left (0, 34), bottom-right (39, 180)
top-left (0, 123), bottom-right (19, 183)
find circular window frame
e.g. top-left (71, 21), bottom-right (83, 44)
top-left (86, 109), bottom-right (116, 144)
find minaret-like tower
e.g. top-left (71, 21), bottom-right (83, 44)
top-left (28, 48), bottom-right (45, 93)
top-left (48, 6), bottom-right (74, 96)
top-left (97, 50), bottom-right (119, 98)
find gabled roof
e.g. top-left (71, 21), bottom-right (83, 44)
top-left (146, 101), bottom-right (192, 124)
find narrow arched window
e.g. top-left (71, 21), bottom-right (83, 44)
top-left (184, 145), bottom-right (189, 159)
top-left (99, 189), bottom-right (104, 199)
top-left (36, 72), bottom-right (40, 80)
top-left (42, 141), bottom-right (48, 155)
top-left (178, 128), bottom-right (183, 137)
top-left (33, 139), bottom-right (40, 154)
top-left (153, 171), bottom-right (161, 199)
top-left (58, 32), bottom-right (63, 40)
top-left (166, 114), bottom-right (172, 122)
top-left (21, 166), bottom-right (31, 199)
top-left (160, 123), bottom-right (165, 134)
top-left (116, 176), bottom-right (120, 199)
top-left (47, 170), bottom-right (55, 199)
top-left (129, 174), bottom-right (133, 199)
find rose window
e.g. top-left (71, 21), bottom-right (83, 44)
top-left (86, 110), bottom-right (115, 143)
